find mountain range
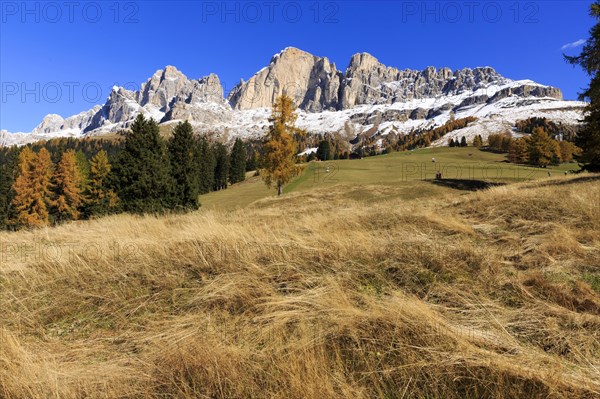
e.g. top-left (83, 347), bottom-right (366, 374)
top-left (0, 47), bottom-right (587, 147)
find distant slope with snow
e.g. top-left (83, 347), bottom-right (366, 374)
top-left (0, 48), bottom-right (586, 147)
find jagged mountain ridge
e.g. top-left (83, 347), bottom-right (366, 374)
top-left (0, 47), bottom-right (584, 147)
top-left (228, 48), bottom-right (562, 111)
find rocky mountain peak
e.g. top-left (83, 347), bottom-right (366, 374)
top-left (138, 66), bottom-right (189, 110)
top-left (347, 52), bottom-right (381, 72)
top-left (227, 48), bottom-right (555, 112)
top-left (2, 47), bottom-right (572, 146)
top-left (161, 65), bottom-right (185, 79)
top-left (31, 114), bottom-right (65, 134)
top-left (227, 47), bottom-right (342, 111)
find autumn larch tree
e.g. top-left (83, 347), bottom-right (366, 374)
top-left (508, 138), bottom-right (529, 164)
top-left (53, 149), bottom-right (84, 222)
top-left (527, 127), bottom-right (559, 167)
top-left (75, 150), bottom-right (91, 201)
top-left (86, 150), bottom-right (118, 217)
top-left (12, 148), bottom-right (55, 228)
top-left (261, 95), bottom-right (300, 196)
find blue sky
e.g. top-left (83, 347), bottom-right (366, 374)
top-left (0, 0), bottom-right (595, 132)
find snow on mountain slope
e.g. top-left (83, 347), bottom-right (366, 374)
top-left (0, 48), bottom-right (586, 147)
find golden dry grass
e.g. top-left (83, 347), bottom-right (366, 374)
top-left (1, 174), bottom-right (599, 398)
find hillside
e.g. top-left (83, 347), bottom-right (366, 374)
top-left (199, 147), bottom-right (582, 210)
top-left (1, 165), bottom-right (598, 398)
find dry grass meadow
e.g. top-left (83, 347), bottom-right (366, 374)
top-left (1, 173), bottom-right (599, 398)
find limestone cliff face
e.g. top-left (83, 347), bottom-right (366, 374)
top-left (227, 47), bottom-right (343, 111)
top-left (83, 67), bottom-right (226, 132)
top-left (4, 47), bottom-right (569, 145)
top-left (228, 48), bottom-right (563, 111)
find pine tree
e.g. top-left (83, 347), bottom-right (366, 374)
top-left (229, 138), bottom-right (247, 184)
top-left (0, 147), bottom-right (20, 229)
top-left (473, 135), bottom-right (483, 148)
top-left (54, 150), bottom-right (84, 222)
top-left (12, 148), bottom-right (54, 228)
top-left (460, 136), bottom-right (468, 147)
top-left (527, 127), bottom-right (558, 167)
top-left (86, 150), bottom-right (118, 217)
top-left (316, 140), bottom-right (330, 161)
top-left (246, 149), bottom-right (258, 172)
top-left (565, 2), bottom-right (600, 171)
top-left (262, 95), bottom-right (300, 196)
top-left (195, 137), bottom-right (216, 195)
top-left (112, 114), bottom-right (175, 213)
top-left (213, 142), bottom-right (230, 191)
top-left (168, 121), bottom-right (200, 209)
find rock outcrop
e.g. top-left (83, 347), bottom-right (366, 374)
top-left (82, 67), bottom-right (226, 133)
top-left (2, 47), bottom-right (572, 146)
top-left (227, 47), bottom-right (342, 112)
top-left (228, 48), bottom-right (563, 111)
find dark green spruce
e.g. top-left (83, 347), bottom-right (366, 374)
top-left (195, 136), bottom-right (216, 195)
top-left (229, 138), bottom-right (247, 184)
top-left (168, 121), bottom-right (200, 210)
top-left (565, 2), bottom-right (600, 172)
top-left (213, 142), bottom-right (230, 191)
top-left (112, 114), bottom-right (175, 214)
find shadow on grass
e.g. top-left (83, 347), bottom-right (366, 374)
top-left (522, 174), bottom-right (600, 188)
top-left (429, 179), bottom-right (506, 191)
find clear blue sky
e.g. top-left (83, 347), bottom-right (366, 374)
top-left (0, 0), bottom-right (594, 132)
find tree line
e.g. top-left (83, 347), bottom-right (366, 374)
top-left (487, 128), bottom-right (581, 167)
top-left (382, 116), bottom-right (478, 151)
top-left (0, 115), bottom-right (248, 230)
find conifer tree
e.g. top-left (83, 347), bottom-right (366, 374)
top-left (448, 138), bottom-right (456, 147)
top-left (54, 150), bottom-right (84, 222)
top-left (0, 147), bottom-right (20, 229)
top-left (229, 137), bottom-right (247, 184)
top-left (565, 2), bottom-right (600, 171)
top-left (75, 150), bottom-right (91, 198)
top-left (508, 138), bottom-right (529, 164)
top-left (213, 142), bottom-right (230, 191)
top-left (473, 135), bottom-right (483, 148)
top-left (460, 136), bottom-right (468, 147)
top-left (558, 140), bottom-right (581, 163)
top-left (168, 121), bottom-right (200, 209)
top-left (262, 95), bottom-right (300, 196)
top-left (527, 127), bottom-right (558, 167)
top-left (195, 137), bottom-right (216, 194)
top-left (12, 148), bottom-right (54, 228)
top-left (316, 140), bottom-right (331, 161)
top-left (246, 148), bottom-right (258, 172)
top-left (87, 150), bottom-right (118, 217)
top-left (112, 114), bottom-right (174, 213)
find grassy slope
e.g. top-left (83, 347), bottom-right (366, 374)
top-left (1, 149), bottom-right (598, 399)
top-left (201, 147), bottom-right (580, 210)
